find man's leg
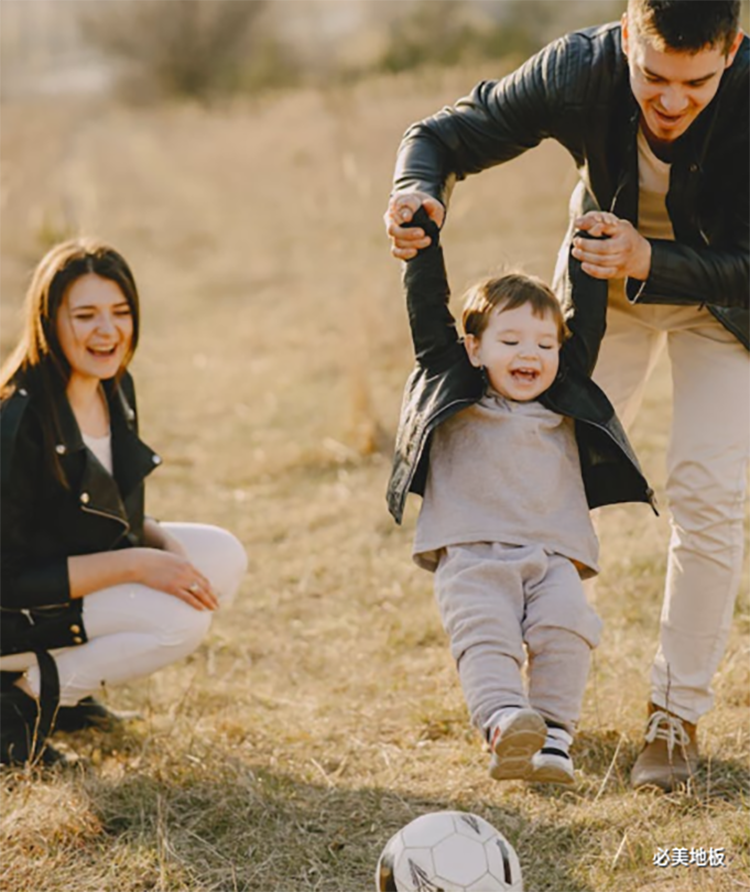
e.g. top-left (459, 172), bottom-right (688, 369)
top-left (591, 287), bottom-right (667, 426)
top-left (654, 321), bottom-right (749, 720)
top-left (631, 314), bottom-right (749, 791)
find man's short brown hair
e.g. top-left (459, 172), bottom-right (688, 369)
top-left (627, 0), bottom-right (741, 54)
top-left (462, 273), bottom-right (567, 343)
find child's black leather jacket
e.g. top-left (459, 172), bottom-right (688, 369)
top-left (386, 211), bottom-right (657, 524)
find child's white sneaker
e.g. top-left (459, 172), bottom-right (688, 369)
top-left (486, 708), bottom-right (547, 781)
top-left (528, 724), bottom-right (575, 785)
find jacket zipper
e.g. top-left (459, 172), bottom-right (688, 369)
top-left (80, 503), bottom-right (131, 536)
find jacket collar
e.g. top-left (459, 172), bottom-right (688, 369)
top-left (51, 373), bottom-right (161, 500)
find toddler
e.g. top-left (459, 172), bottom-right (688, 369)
top-left (387, 208), bottom-right (655, 783)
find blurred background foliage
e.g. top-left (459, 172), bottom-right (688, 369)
top-left (1, 0), bottom-right (749, 102)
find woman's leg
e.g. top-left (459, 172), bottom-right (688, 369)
top-left (160, 522), bottom-right (247, 608)
top-left (7, 524), bottom-right (246, 706)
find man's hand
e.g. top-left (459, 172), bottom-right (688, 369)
top-left (385, 191), bottom-right (446, 260)
top-left (573, 211), bottom-right (652, 281)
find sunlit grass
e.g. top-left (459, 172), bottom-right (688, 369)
top-left (1, 65), bottom-right (748, 891)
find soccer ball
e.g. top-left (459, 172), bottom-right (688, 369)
top-left (375, 811), bottom-right (524, 892)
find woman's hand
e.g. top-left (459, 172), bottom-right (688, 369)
top-left (129, 547), bottom-right (218, 611)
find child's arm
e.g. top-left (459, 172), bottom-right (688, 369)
top-left (560, 232), bottom-right (609, 378)
top-left (402, 207), bottom-right (465, 370)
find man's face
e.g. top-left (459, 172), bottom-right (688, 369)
top-left (622, 14), bottom-right (743, 144)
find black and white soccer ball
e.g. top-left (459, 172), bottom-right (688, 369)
top-left (375, 811), bottom-right (523, 891)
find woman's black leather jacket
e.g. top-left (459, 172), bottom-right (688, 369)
top-left (0, 370), bottom-right (160, 655)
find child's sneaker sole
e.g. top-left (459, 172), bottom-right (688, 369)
top-left (528, 750), bottom-right (575, 785)
top-left (488, 709), bottom-right (546, 781)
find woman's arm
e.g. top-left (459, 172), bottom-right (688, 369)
top-left (68, 546), bottom-right (217, 611)
top-left (142, 517), bottom-right (188, 557)
top-left (1, 399), bottom-right (215, 612)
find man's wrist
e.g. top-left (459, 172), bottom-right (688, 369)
top-left (631, 236), bottom-right (652, 281)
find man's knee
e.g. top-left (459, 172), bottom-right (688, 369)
top-left (667, 460), bottom-right (747, 540)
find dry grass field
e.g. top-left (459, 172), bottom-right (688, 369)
top-left (1, 64), bottom-right (748, 892)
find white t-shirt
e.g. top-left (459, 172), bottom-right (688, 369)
top-left (609, 127), bottom-right (674, 307)
top-left (82, 430), bottom-right (113, 475)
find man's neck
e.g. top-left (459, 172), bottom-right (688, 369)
top-left (640, 118), bottom-right (676, 163)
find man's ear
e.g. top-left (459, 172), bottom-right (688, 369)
top-left (724, 29), bottom-right (744, 68)
top-left (464, 334), bottom-right (483, 368)
top-left (621, 12), bottom-right (630, 58)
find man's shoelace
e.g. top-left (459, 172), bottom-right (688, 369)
top-left (644, 710), bottom-right (691, 753)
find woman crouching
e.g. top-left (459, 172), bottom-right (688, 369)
top-left (0, 238), bottom-right (247, 765)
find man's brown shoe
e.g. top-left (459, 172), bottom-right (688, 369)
top-left (630, 703), bottom-right (699, 792)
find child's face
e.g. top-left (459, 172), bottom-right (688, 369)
top-left (464, 303), bottom-right (560, 401)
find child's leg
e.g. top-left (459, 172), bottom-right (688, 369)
top-left (434, 543), bottom-right (532, 730)
top-left (523, 553), bottom-right (602, 783)
top-left (524, 553), bottom-right (602, 731)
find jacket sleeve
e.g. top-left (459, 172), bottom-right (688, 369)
top-left (0, 401), bottom-right (71, 609)
top-left (402, 208), bottom-right (465, 371)
top-left (393, 32), bottom-right (594, 206)
top-left (561, 234), bottom-right (610, 377)
top-left (628, 236), bottom-right (749, 309)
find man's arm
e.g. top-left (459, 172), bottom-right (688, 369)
top-left (573, 211), bottom-right (749, 310)
top-left (387, 31), bottom-right (603, 257)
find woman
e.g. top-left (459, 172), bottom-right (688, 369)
top-left (0, 238), bottom-right (247, 765)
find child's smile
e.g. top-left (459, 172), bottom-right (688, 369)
top-left (464, 303), bottom-right (561, 401)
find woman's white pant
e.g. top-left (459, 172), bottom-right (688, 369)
top-left (0, 524), bottom-right (247, 706)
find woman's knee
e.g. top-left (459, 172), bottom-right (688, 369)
top-left (154, 597), bottom-right (212, 652)
top-left (164, 523), bottom-right (247, 604)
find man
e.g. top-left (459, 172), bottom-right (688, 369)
top-left (385, 0), bottom-right (748, 792)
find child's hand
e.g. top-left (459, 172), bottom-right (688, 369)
top-left (385, 192), bottom-right (445, 260)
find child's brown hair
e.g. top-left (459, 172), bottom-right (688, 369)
top-left (462, 273), bottom-right (568, 343)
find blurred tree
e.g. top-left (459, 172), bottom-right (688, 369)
top-left (377, 0), bottom-right (554, 74)
top-left (79, 0), bottom-right (295, 101)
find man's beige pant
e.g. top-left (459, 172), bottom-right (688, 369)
top-left (593, 288), bottom-right (749, 724)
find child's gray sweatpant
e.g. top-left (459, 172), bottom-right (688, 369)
top-left (434, 541), bottom-right (602, 734)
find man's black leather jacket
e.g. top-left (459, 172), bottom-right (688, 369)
top-left (387, 211), bottom-right (656, 523)
top-left (393, 23), bottom-right (749, 348)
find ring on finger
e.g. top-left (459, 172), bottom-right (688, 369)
top-left (188, 582), bottom-right (199, 594)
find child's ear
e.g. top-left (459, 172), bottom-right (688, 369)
top-left (464, 334), bottom-right (483, 368)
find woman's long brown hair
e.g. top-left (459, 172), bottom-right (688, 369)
top-left (0, 238), bottom-right (141, 486)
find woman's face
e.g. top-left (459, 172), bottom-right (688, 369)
top-left (56, 273), bottom-right (134, 386)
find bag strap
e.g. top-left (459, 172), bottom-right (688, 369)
top-left (32, 649), bottom-right (60, 755)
